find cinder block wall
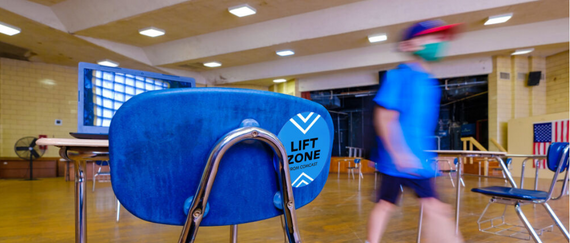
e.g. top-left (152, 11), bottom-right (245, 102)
top-left (0, 58), bottom-right (77, 157)
top-left (546, 51), bottom-right (569, 114)
top-left (488, 51), bottom-right (568, 151)
top-left (269, 79), bottom-right (299, 97)
top-left (488, 55), bottom-right (547, 151)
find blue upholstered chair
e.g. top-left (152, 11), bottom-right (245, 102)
top-left (347, 158), bottom-right (363, 180)
top-left (471, 142), bottom-right (569, 243)
top-left (440, 158), bottom-right (465, 187)
top-left (109, 88), bottom-right (333, 243)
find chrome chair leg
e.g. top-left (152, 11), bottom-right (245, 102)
top-left (92, 164), bottom-right (99, 192)
top-left (460, 178), bottom-right (465, 187)
top-left (514, 203), bottom-right (542, 243)
top-left (337, 161), bottom-right (340, 179)
top-left (542, 203), bottom-right (570, 240)
top-left (448, 172), bottom-right (455, 188)
top-left (374, 172), bottom-right (377, 189)
top-left (230, 224), bottom-right (238, 243)
top-left (417, 204), bottom-right (424, 243)
top-left (116, 200), bottom-right (121, 222)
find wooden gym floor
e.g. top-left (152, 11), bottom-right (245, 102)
top-left (0, 174), bottom-right (568, 242)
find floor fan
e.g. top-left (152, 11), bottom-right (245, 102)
top-left (14, 137), bottom-right (46, 180)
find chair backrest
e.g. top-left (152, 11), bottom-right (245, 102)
top-left (95, 161), bottom-right (109, 166)
top-left (354, 158), bottom-right (361, 164)
top-left (547, 142), bottom-right (569, 172)
top-left (545, 142), bottom-right (569, 200)
top-left (109, 88), bottom-right (334, 226)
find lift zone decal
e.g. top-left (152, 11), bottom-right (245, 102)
top-left (278, 112), bottom-right (330, 188)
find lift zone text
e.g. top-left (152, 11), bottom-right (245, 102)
top-left (288, 138), bottom-right (321, 171)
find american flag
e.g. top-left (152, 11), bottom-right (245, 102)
top-left (533, 119), bottom-right (569, 168)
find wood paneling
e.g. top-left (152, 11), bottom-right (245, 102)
top-left (0, 157), bottom-right (59, 179)
top-left (0, 157), bottom-right (108, 180)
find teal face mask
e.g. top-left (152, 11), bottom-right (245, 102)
top-left (413, 42), bottom-right (448, 62)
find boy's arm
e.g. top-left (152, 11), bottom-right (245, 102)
top-left (373, 106), bottom-right (422, 173)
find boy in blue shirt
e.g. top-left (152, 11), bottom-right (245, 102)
top-left (366, 20), bottom-right (464, 243)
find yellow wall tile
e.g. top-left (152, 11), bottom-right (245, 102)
top-left (0, 58), bottom-right (77, 158)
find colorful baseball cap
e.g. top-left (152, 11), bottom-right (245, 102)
top-left (402, 20), bottom-right (461, 41)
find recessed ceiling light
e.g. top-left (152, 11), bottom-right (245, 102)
top-left (484, 13), bottom-right (513, 25)
top-left (511, 48), bottom-right (534, 55)
top-left (97, 59), bottom-right (119, 67)
top-left (368, 34), bottom-right (387, 43)
top-left (0, 21), bottom-right (21, 36)
top-left (139, 27), bottom-right (165, 37)
top-left (228, 4), bottom-right (257, 17)
top-left (273, 79), bottom-right (287, 83)
top-left (203, 62), bottom-right (222, 68)
top-left (276, 50), bottom-right (295, 57)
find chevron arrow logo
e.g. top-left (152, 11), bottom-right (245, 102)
top-left (290, 112), bottom-right (321, 134)
top-left (292, 172), bottom-right (314, 188)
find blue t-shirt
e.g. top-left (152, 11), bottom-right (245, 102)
top-left (372, 63), bottom-right (440, 179)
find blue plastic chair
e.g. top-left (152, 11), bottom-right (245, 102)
top-left (109, 88), bottom-right (333, 243)
top-left (471, 142), bottom-right (569, 243)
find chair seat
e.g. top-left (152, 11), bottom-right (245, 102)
top-left (439, 169), bottom-right (457, 173)
top-left (471, 186), bottom-right (548, 200)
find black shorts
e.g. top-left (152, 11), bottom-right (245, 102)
top-left (376, 173), bottom-right (438, 205)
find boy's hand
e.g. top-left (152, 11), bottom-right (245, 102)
top-left (392, 153), bottom-right (423, 175)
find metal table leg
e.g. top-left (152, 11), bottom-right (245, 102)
top-left (59, 147), bottom-right (109, 243)
top-left (455, 157), bottom-right (462, 235)
top-left (534, 159), bottom-right (540, 190)
top-left (534, 159), bottom-right (540, 208)
top-left (74, 159), bottom-right (87, 243)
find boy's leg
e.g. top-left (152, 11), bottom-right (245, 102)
top-left (367, 174), bottom-right (401, 243)
top-left (367, 200), bottom-right (397, 243)
top-left (420, 197), bottom-right (464, 243)
top-left (408, 178), bottom-right (463, 243)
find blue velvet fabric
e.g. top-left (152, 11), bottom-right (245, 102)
top-left (471, 186), bottom-right (548, 200)
top-left (109, 88), bottom-right (333, 226)
top-left (546, 142), bottom-right (569, 172)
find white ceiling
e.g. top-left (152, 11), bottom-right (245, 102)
top-left (0, 0), bottom-right (568, 87)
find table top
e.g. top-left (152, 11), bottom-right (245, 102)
top-left (36, 138), bottom-right (108, 147)
top-left (427, 150), bottom-right (507, 156)
top-left (505, 154), bottom-right (547, 158)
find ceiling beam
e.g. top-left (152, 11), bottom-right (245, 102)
top-left (297, 56), bottom-right (493, 92)
top-left (0, 0), bottom-right (66, 31)
top-left (145, 0), bottom-right (536, 66)
top-left (200, 18), bottom-right (569, 84)
top-left (51, 0), bottom-right (188, 32)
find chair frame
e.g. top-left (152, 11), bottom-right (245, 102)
top-left (475, 145), bottom-right (570, 243)
top-left (92, 161), bottom-right (111, 192)
top-left (178, 126), bottom-right (300, 243)
top-left (432, 158), bottom-right (465, 187)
